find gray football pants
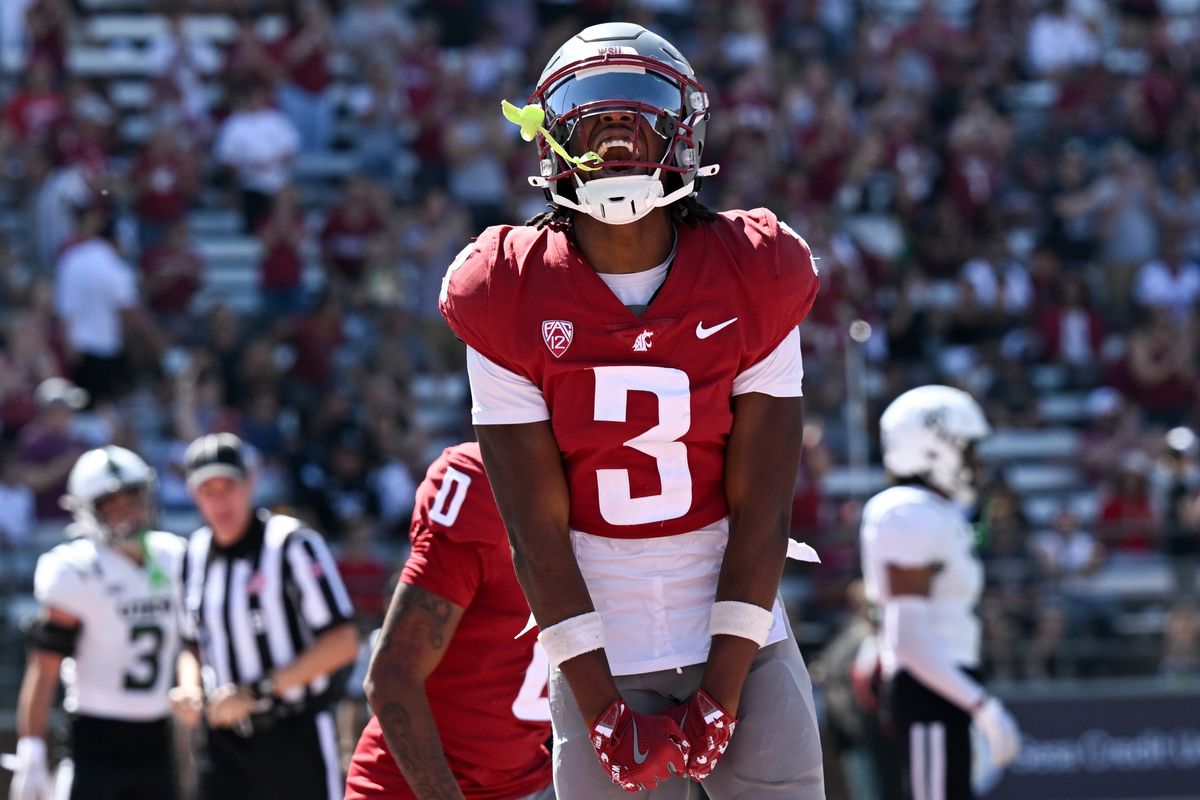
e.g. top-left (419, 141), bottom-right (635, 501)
top-left (550, 623), bottom-right (825, 799)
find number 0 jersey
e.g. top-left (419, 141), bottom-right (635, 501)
top-left (33, 531), bottom-right (186, 720)
top-left (345, 443), bottom-right (552, 800)
top-left (440, 208), bottom-right (819, 541)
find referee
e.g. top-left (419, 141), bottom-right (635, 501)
top-left (172, 433), bottom-right (359, 800)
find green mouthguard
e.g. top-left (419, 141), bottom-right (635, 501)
top-left (501, 100), bottom-right (604, 172)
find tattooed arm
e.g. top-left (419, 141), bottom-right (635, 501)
top-left (363, 582), bottom-right (467, 800)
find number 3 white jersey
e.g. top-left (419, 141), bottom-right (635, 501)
top-left (33, 531), bottom-right (186, 720)
top-left (859, 485), bottom-right (983, 671)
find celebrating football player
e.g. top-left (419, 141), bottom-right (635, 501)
top-left (346, 442), bottom-right (554, 800)
top-left (440, 22), bottom-right (824, 798)
top-left (860, 386), bottom-right (1022, 799)
top-left (6, 447), bottom-right (186, 800)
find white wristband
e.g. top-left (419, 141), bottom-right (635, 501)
top-left (710, 600), bottom-right (774, 647)
top-left (538, 611), bottom-right (605, 668)
top-left (16, 737), bottom-right (46, 767)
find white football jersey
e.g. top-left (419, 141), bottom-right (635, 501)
top-left (860, 485), bottom-right (982, 671)
top-left (33, 531), bottom-right (186, 720)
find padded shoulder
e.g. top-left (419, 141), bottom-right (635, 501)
top-left (34, 540), bottom-right (99, 618)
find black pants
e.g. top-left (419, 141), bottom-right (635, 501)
top-left (197, 709), bottom-right (339, 800)
top-left (68, 715), bottom-right (178, 800)
top-left (888, 670), bottom-right (976, 800)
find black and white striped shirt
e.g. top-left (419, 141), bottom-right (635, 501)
top-left (180, 510), bottom-right (355, 709)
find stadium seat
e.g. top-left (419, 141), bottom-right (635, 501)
top-left (821, 465), bottom-right (888, 498)
top-left (977, 428), bottom-right (1081, 463)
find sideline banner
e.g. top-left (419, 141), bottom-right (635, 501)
top-left (987, 691), bottom-right (1200, 799)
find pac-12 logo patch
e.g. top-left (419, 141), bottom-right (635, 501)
top-left (542, 320), bottom-right (574, 358)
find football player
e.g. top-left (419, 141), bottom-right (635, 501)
top-left (345, 442), bottom-right (554, 800)
top-left (860, 386), bottom-right (1022, 799)
top-left (440, 22), bottom-right (824, 798)
top-left (6, 447), bottom-right (186, 800)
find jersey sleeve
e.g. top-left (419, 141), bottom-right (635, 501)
top-left (283, 529), bottom-right (356, 634)
top-left (33, 549), bottom-right (92, 620)
top-left (399, 528), bottom-right (486, 610)
top-left (439, 228), bottom-right (524, 374)
top-left (871, 504), bottom-right (953, 569)
top-left (732, 326), bottom-right (804, 397)
top-left (466, 346), bottom-right (550, 425)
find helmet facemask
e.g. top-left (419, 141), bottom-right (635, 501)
top-left (65, 483), bottom-right (156, 544)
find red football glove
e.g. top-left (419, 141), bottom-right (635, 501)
top-left (664, 689), bottom-right (738, 781)
top-left (589, 700), bottom-right (690, 792)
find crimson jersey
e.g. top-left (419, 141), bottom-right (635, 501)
top-left (345, 443), bottom-right (552, 800)
top-left (440, 208), bottom-right (819, 540)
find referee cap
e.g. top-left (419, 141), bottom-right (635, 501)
top-left (185, 433), bottom-right (253, 488)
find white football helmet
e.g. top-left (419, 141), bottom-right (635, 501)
top-left (61, 446), bottom-right (157, 542)
top-left (880, 385), bottom-right (991, 506)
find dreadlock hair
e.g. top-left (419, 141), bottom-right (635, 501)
top-left (525, 194), bottom-right (718, 230)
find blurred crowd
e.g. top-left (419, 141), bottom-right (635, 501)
top-left (0, 0), bottom-right (1199, 681)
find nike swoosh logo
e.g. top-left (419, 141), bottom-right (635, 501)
top-left (632, 719), bottom-right (649, 764)
top-left (696, 317), bottom-right (738, 339)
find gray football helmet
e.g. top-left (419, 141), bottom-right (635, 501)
top-left (526, 22), bottom-right (720, 225)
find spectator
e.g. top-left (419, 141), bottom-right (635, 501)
top-left (0, 311), bottom-right (61, 435)
top-left (296, 426), bottom-right (381, 536)
top-left (23, 0), bottom-right (72, 78)
top-left (1026, 509), bottom-right (1109, 678)
top-left (257, 183), bottom-right (307, 318)
top-left (319, 175), bottom-right (387, 290)
top-left (140, 220), bottom-right (204, 321)
top-left (333, 517), bottom-right (390, 626)
top-left (346, 57), bottom-right (410, 183)
top-left (214, 82), bottom-right (300, 233)
top-left (272, 0), bottom-right (336, 153)
top-left (1098, 452), bottom-right (1159, 554)
top-left (53, 202), bottom-right (162, 405)
top-left (0, 58), bottom-right (64, 153)
top-left (15, 377), bottom-right (88, 522)
top-left (337, 0), bottom-right (413, 71)
top-left (0, 447), bottom-right (35, 545)
top-left (1160, 604), bottom-right (1199, 677)
top-left (145, 8), bottom-right (222, 142)
top-left (1117, 307), bottom-right (1195, 426)
top-left (1155, 155), bottom-right (1200, 262)
top-left (1038, 274), bottom-right (1105, 380)
top-left (1026, 0), bottom-right (1100, 77)
top-left (1133, 232), bottom-right (1200, 322)
top-left (1159, 426), bottom-right (1200, 597)
top-left (131, 127), bottom-right (200, 252)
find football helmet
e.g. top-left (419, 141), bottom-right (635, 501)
top-left (880, 385), bottom-right (991, 506)
top-left (61, 446), bottom-right (157, 542)
top-left (526, 22), bottom-right (719, 225)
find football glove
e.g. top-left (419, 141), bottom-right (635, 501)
top-left (3, 737), bottom-right (50, 800)
top-left (589, 700), bottom-right (689, 792)
top-left (664, 689), bottom-right (737, 781)
top-left (972, 697), bottom-right (1021, 768)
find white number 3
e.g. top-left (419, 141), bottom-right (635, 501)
top-left (592, 366), bottom-right (692, 526)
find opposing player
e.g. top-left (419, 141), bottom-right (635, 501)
top-left (440, 22), bottom-right (823, 797)
top-left (860, 386), bottom-right (1022, 799)
top-left (6, 447), bottom-right (186, 800)
top-left (346, 442), bottom-right (554, 800)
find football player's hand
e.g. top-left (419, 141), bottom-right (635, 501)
top-left (664, 689), bottom-right (737, 781)
top-left (169, 685), bottom-right (204, 728)
top-left (589, 700), bottom-right (689, 792)
top-left (4, 737), bottom-right (50, 800)
top-left (972, 697), bottom-right (1021, 768)
top-left (205, 683), bottom-right (256, 729)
